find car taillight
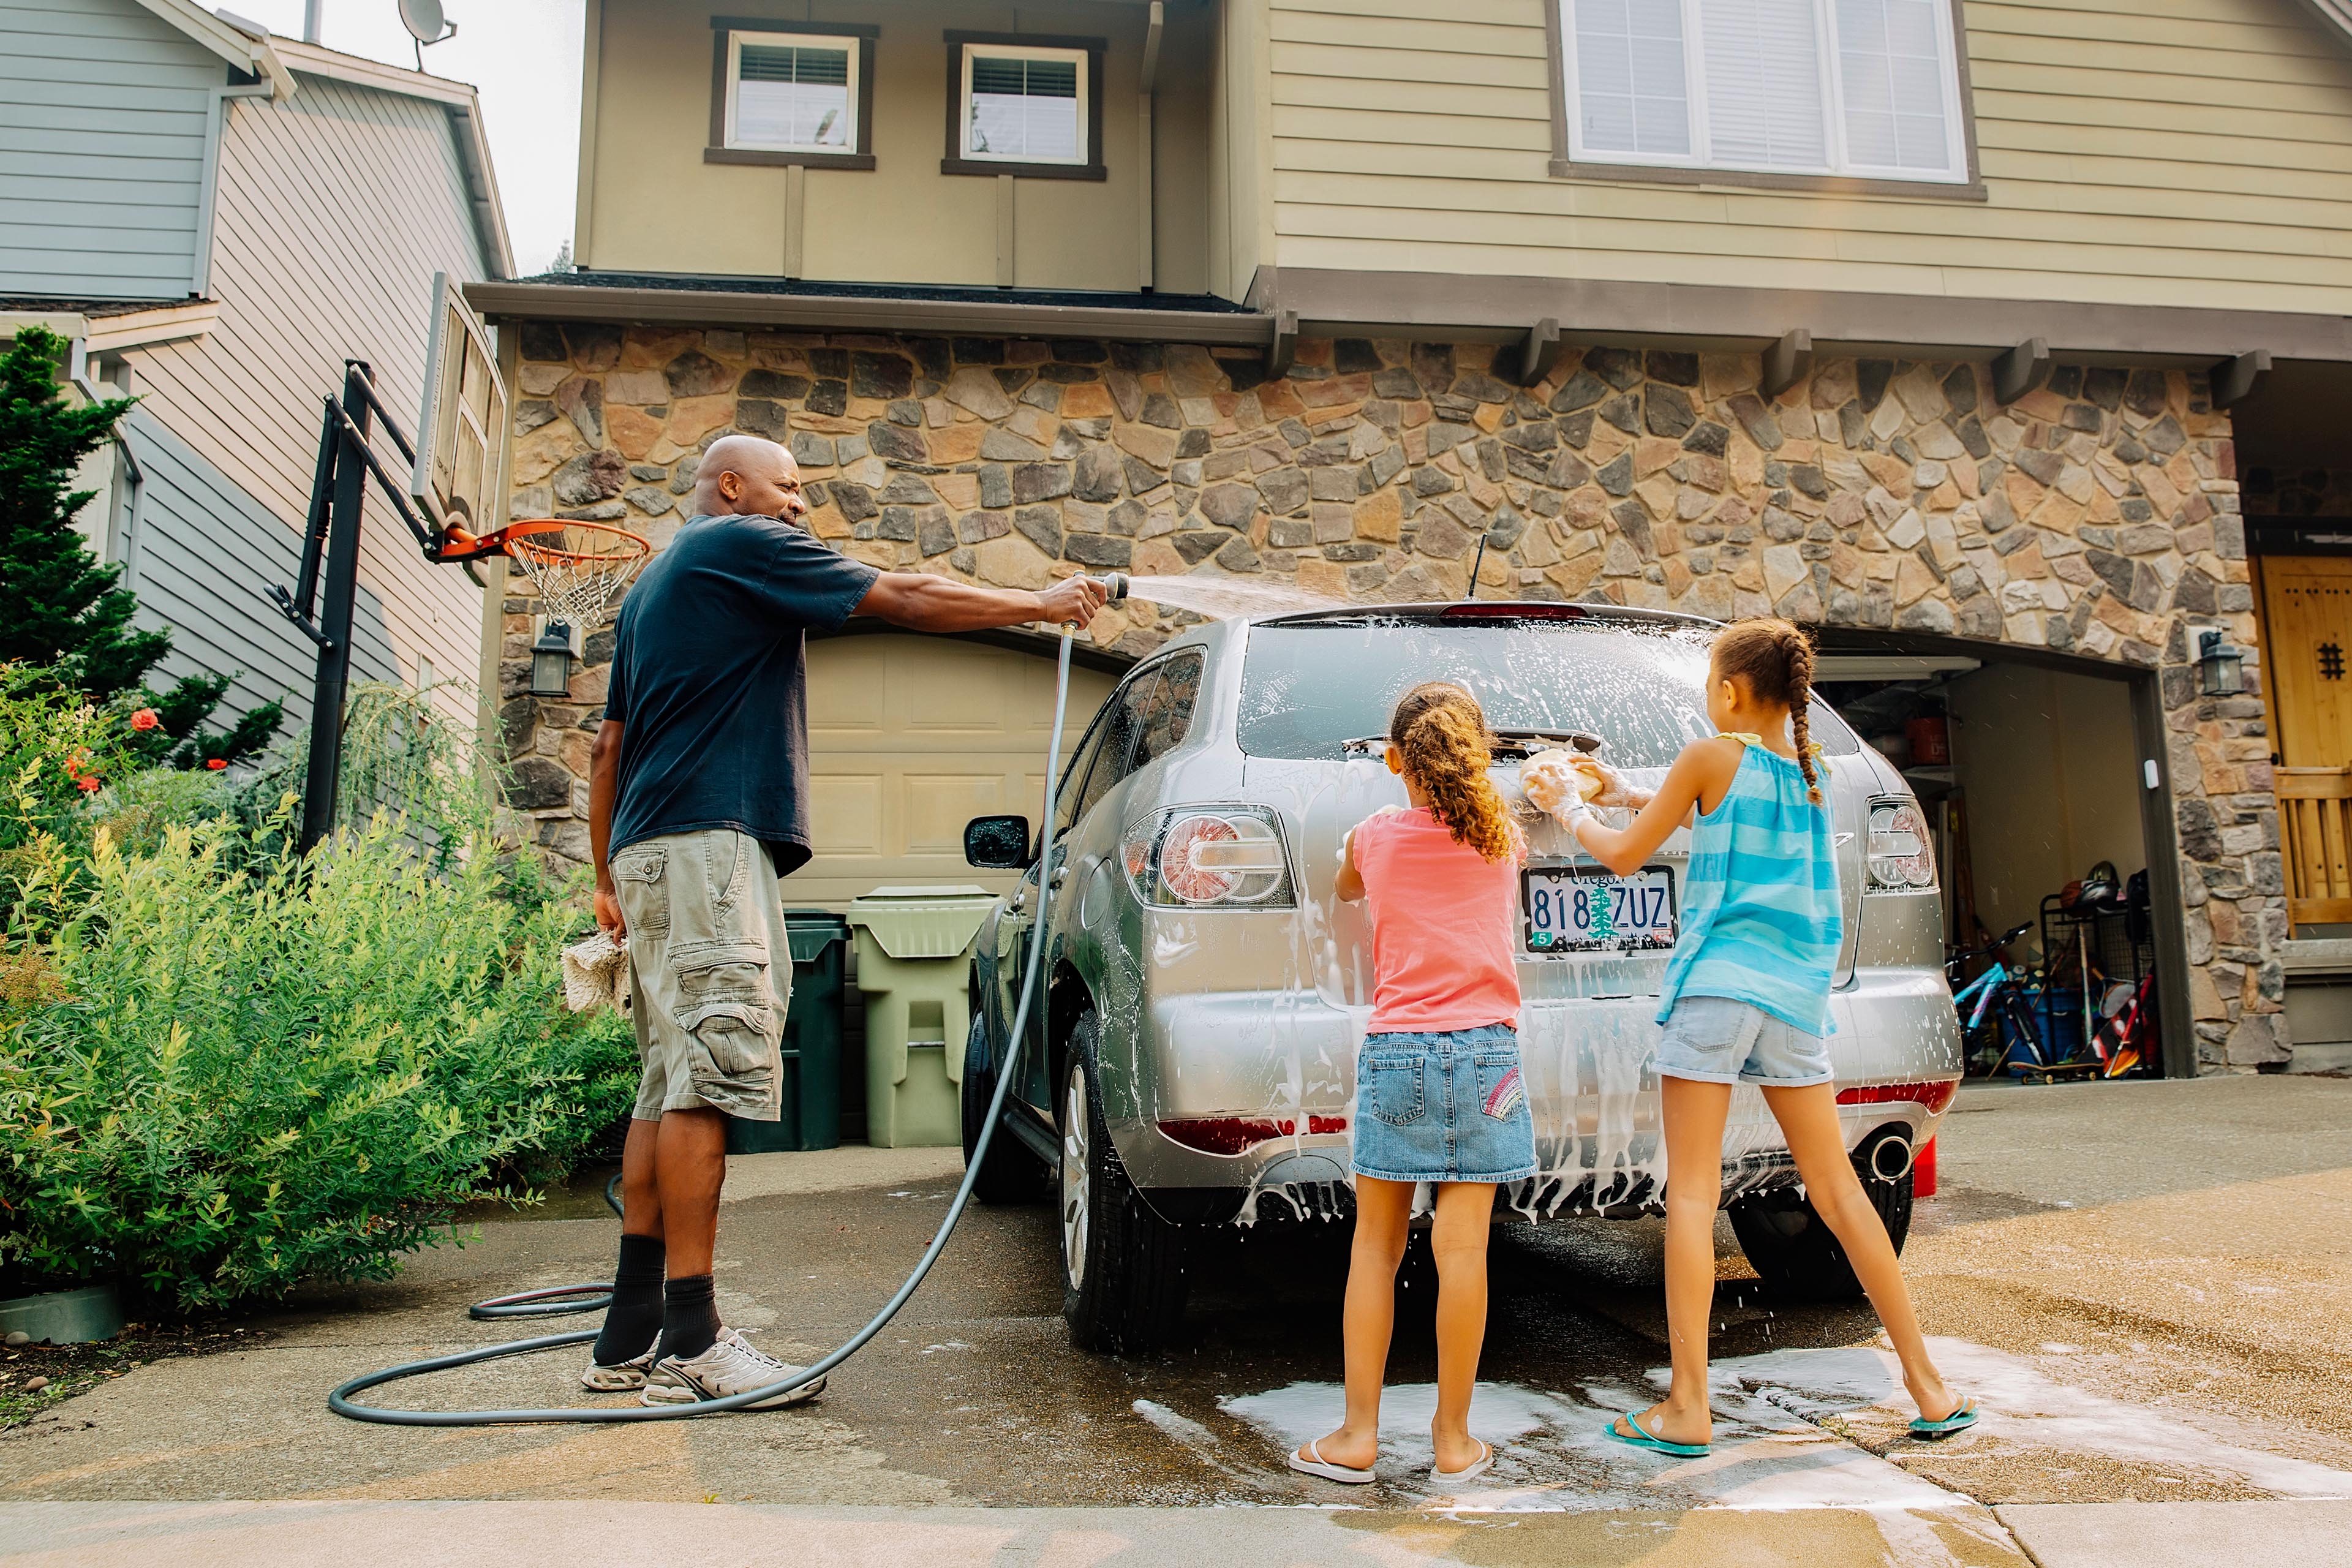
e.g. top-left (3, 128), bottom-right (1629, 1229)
top-left (1866, 798), bottom-right (1937, 891)
top-left (1123, 807), bottom-right (1294, 908)
top-left (1836, 1080), bottom-right (1959, 1115)
top-left (1158, 1115), bottom-right (1349, 1155)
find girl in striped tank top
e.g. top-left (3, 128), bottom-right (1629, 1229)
top-left (1545, 618), bottom-right (1973, 1455)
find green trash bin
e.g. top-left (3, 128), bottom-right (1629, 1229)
top-left (725, 912), bottom-right (848, 1155)
top-left (848, 885), bottom-right (1000, 1148)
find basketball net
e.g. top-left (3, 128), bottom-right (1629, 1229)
top-left (497, 520), bottom-right (650, 630)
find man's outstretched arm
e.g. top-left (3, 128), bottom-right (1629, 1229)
top-left (855, 570), bottom-right (1106, 633)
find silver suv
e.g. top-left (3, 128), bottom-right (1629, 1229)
top-left (960, 604), bottom-right (1958, 1352)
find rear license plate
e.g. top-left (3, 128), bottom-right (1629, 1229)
top-left (1523, 865), bottom-right (1675, 954)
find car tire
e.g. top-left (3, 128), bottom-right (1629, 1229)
top-left (1727, 1128), bottom-right (1915, 1303)
top-left (962, 1012), bottom-right (1048, 1204)
top-left (1059, 1011), bottom-right (1189, 1354)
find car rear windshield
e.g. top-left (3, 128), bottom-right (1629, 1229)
top-left (1236, 620), bottom-right (1857, 764)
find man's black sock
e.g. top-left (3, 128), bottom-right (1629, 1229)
top-left (656, 1273), bottom-right (721, 1363)
top-left (590, 1232), bottom-right (665, 1366)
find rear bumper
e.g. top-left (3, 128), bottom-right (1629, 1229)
top-left (1105, 967), bottom-right (1961, 1224)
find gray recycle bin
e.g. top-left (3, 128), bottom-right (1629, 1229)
top-left (847, 885), bottom-right (998, 1148)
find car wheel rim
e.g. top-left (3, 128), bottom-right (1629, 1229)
top-left (1061, 1065), bottom-right (1089, 1292)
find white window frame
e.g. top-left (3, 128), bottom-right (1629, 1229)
top-left (957, 42), bottom-right (1091, 167)
top-left (1558, 0), bottom-right (1970, 186)
top-left (723, 29), bottom-right (860, 155)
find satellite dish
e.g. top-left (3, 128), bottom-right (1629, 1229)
top-left (398, 0), bottom-right (450, 45)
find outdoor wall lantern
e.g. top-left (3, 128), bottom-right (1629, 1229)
top-left (2196, 628), bottom-right (2245, 698)
top-left (530, 620), bottom-right (576, 698)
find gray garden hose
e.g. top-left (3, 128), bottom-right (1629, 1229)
top-left (329, 631), bottom-right (1081, 1425)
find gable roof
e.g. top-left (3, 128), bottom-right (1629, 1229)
top-left (264, 38), bottom-right (514, 279)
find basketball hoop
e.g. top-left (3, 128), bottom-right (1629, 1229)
top-left (442, 519), bottom-right (651, 630)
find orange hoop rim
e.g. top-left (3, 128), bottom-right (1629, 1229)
top-left (437, 518), bottom-right (652, 565)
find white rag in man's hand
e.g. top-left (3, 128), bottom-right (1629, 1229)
top-left (562, 929), bottom-right (631, 1017)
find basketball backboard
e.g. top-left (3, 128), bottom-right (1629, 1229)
top-left (412, 270), bottom-right (506, 543)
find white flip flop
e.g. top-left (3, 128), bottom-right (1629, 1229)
top-left (1288, 1439), bottom-right (1376, 1485)
top-left (1431, 1439), bottom-right (1494, 1487)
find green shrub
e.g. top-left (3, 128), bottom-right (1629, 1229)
top-left (0, 664), bottom-right (137, 925)
top-left (0, 809), bottom-right (635, 1310)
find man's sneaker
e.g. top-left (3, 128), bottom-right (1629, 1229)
top-left (579, 1344), bottom-right (657, 1392)
top-left (641, 1327), bottom-right (824, 1409)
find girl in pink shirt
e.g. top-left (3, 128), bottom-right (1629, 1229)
top-left (1291, 682), bottom-right (1532, 1490)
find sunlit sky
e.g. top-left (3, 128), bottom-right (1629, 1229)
top-left (227, 1), bottom-right (584, 276)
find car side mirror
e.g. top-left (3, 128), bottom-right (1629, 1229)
top-left (964, 814), bottom-right (1032, 870)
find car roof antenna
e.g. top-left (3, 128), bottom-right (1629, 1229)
top-left (1467, 533), bottom-right (1487, 600)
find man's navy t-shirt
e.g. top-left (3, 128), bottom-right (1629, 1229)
top-left (605, 513), bottom-right (879, 875)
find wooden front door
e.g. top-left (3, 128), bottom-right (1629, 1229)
top-left (2261, 556), bottom-right (2352, 769)
top-left (2260, 555), bottom-right (2352, 930)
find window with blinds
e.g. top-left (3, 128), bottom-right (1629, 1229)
top-left (727, 32), bottom-right (856, 151)
top-left (1561, 0), bottom-right (1965, 183)
top-left (961, 45), bottom-right (1087, 164)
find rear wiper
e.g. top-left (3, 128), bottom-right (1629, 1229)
top-left (1342, 729), bottom-right (1602, 760)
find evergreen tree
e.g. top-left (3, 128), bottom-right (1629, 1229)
top-left (0, 325), bottom-right (281, 769)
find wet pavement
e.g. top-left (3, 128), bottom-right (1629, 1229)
top-left (4, 1075), bottom-right (2351, 1563)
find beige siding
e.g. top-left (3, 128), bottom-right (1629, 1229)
top-left (126, 70), bottom-right (489, 722)
top-left (1210, 0), bottom-right (1273, 301)
top-left (1265, 0), bottom-right (2352, 313)
top-left (584, 0), bottom-right (1212, 293)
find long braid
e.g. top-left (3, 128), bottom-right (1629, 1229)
top-left (1713, 617), bottom-right (1823, 805)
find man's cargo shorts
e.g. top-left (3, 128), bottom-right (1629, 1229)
top-left (610, 827), bottom-right (788, 1122)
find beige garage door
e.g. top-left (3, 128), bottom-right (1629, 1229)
top-left (794, 632), bottom-right (1121, 908)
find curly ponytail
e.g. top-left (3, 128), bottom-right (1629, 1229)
top-left (1712, 617), bottom-right (1823, 804)
top-left (1389, 681), bottom-right (1516, 862)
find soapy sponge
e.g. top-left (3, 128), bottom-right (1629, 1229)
top-left (1520, 749), bottom-right (1602, 823)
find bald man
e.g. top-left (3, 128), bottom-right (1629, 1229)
top-left (584, 434), bottom-right (1105, 1407)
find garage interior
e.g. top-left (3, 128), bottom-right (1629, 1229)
top-left (1817, 639), bottom-right (2179, 1082)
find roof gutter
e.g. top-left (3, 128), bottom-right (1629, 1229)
top-left (462, 280), bottom-right (1275, 347)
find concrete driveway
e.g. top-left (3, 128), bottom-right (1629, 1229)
top-left (4, 1074), bottom-right (2350, 1566)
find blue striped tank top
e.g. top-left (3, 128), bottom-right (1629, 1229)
top-left (1657, 736), bottom-right (1843, 1036)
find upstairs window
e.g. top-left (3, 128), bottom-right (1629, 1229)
top-left (1558, 0), bottom-right (1971, 186)
top-left (943, 33), bottom-right (1106, 180)
top-left (708, 21), bottom-right (876, 169)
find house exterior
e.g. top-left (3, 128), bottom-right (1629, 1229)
top-left (473, 0), bottom-right (2352, 1072)
top-left (0, 0), bottom-right (513, 729)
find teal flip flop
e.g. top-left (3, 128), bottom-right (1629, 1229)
top-left (1909, 1398), bottom-right (1979, 1439)
top-left (1606, 1409), bottom-right (1711, 1458)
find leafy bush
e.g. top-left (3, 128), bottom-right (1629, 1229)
top-left (0, 808), bottom-right (635, 1309)
top-left (0, 665), bottom-right (137, 924)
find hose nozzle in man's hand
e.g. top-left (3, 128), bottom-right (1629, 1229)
top-left (1038, 573), bottom-right (1109, 631)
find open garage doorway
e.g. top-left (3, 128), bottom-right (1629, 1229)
top-left (1814, 633), bottom-right (2195, 1080)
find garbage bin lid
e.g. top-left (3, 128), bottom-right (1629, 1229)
top-left (847, 885), bottom-right (1000, 959)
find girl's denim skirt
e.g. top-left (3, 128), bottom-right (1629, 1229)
top-left (1351, 1022), bottom-right (1537, 1184)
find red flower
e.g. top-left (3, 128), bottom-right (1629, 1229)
top-left (76, 775), bottom-right (100, 794)
top-left (63, 757), bottom-right (80, 777)
top-left (130, 707), bottom-right (160, 731)
top-left (205, 758), bottom-right (228, 771)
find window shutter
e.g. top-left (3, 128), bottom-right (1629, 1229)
top-left (1834, 0), bottom-right (1953, 172)
top-left (1571, 0), bottom-right (1692, 158)
top-left (1699, 0), bottom-right (1827, 169)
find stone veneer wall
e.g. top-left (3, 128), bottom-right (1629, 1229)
top-left (497, 322), bottom-right (2289, 1069)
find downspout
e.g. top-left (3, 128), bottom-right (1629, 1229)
top-left (68, 338), bottom-right (145, 594)
top-left (1139, 1), bottom-right (1162, 292)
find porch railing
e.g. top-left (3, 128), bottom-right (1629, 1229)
top-left (2278, 766), bottom-right (2352, 933)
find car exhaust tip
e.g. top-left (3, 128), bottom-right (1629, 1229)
top-left (1868, 1132), bottom-right (1916, 1184)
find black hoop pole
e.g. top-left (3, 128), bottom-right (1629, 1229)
top-left (298, 362), bottom-right (371, 854)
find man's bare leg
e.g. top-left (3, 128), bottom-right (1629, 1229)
top-left (620, 1115), bottom-right (664, 1237)
top-left (589, 1117), bottom-right (669, 1372)
top-left (655, 1107), bottom-right (728, 1278)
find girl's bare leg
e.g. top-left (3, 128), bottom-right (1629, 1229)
top-left (1428, 1181), bottom-right (1498, 1474)
top-left (1618, 1075), bottom-right (1733, 1448)
top-left (1303, 1175), bottom-right (1414, 1471)
top-left (1760, 1082), bottom-right (1962, 1422)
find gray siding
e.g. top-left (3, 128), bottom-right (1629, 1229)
top-left (119, 407), bottom-right (399, 729)
top-left (0, 0), bottom-right (213, 300)
top-left (124, 67), bottom-right (494, 725)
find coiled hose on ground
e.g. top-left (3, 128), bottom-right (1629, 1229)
top-left (328, 632), bottom-right (1081, 1425)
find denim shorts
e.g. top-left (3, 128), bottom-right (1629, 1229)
top-left (1351, 1023), bottom-right (1537, 1184)
top-left (1655, 995), bottom-right (1833, 1088)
